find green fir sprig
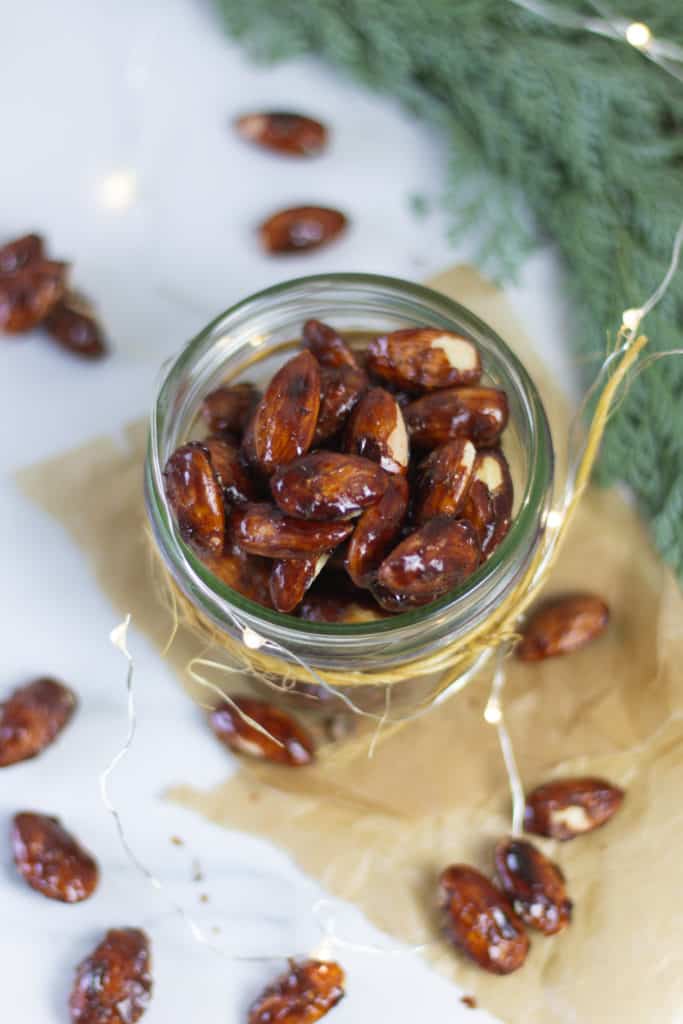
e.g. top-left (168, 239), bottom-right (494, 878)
top-left (215, 0), bottom-right (683, 576)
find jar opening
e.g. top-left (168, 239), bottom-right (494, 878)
top-left (146, 273), bottom-right (554, 654)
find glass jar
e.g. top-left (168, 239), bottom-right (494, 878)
top-left (145, 274), bottom-right (553, 709)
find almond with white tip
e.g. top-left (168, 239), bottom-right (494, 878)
top-left (344, 386), bottom-right (409, 474)
top-left (415, 438), bottom-right (476, 523)
top-left (366, 327), bottom-right (481, 391)
top-left (524, 776), bottom-right (625, 840)
top-left (461, 448), bottom-right (513, 556)
top-left (269, 554), bottom-right (329, 613)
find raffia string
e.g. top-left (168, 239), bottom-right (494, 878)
top-left (151, 331), bottom-right (648, 701)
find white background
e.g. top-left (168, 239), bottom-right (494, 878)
top-left (1, 1), bottom-right (574, 1020)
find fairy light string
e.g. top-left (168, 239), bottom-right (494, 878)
top-left (105, 616), bottom-right (433, 964)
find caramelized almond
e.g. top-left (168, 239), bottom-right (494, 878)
top-left (0, 677), bottom-right (77, 768)
top-left (375, 517), bottom-right (480, 610)
top-left (260, 207), bottom-right (347, 254)
top-left (0, 259), bottom-right (68, 333)
top-left (414, 439), bottom-right (476, 523)
top-left (439, 865), bottom-right (529, 975)
top-left (163, 442), bottom-right (226, 554)
top-left (271, 452), bottom-right (389, 521)
top-left (201, 382), bottom-right (260, 437)
top-left (525, 777), bottom-right (624, 840)
top-left (201, 543), bottom-right (272, 608)
top-left (236, 112), bottom-right (328, 158)
top-left (210, 697), bottom-right (315, 766)
top-left (204, 436), bottom-right (256, 505)
top-left (269, 555), bottom-right (328, 613)
top-left (252, 351), bottom-right (320, 473)
top-left (12, 812), bottom-right (99, 903)
top-left (44, 292), bottom-right (107, 359)
top-left (70, 928), bottom-right (152, 1024)
top-left (230, 503), bottom-right (353, 558)
top-left (405, 387), bottom-right (509, 449)
top-left (367, 328), bottom-right (481, 391)
top-left (249, 959), bottom-right (344, 1024)
top-left (344, 387), bottom-right (409, 474)
top-left (303, 318), bottom-right (359, 369)
top-left (461, 448), bottom-right (513, 556)
top-left (314, 365), bottom-right (368, 444)
top-left (346, 475), bottom-right (409, 587)
top-left (516, 594), bottom-right (609, 661)
top-left (0, 233), bottom-right (44, 273)
top-left (495, 837), bottom-right (571, 935)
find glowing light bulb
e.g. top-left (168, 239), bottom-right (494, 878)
top-left (97, 170), bottom-right (138, 211)
top-left (625, 22), bottom-right (651, 49)
top-left (484, 698), bottom-right (502, 725)
top-left (621, 307), bottom-right (644, 332)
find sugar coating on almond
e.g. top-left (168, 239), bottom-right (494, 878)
top-left (550, 804), bottom-right (592, 833)
top-left (475, 452), bottom-right (504, 491)
top-left (430, 334), bottom-right (479, 372)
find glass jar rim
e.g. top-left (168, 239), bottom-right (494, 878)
top-left (147, 272), bottom-right (553, 641)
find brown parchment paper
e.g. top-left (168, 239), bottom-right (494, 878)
top-left (17, 268), bottom-right (683, 1023)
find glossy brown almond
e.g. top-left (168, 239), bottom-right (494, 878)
top-left (271, 452), bottom-right (389, 521)
top-left (314, 365), bottom-right (368, 444)
top-left (524, 777), bottom-right (624, 840)
top-left (269, 555), bottom-right (328, 613)
top-left (260, 206), bottom-right (347, 254)
top-left (236, 112), bottom-right (328, 158)
top-left (346, 475), bottom-right (409, 588)
top-left (495, 837), bottom-right (572, 935)
top-left (12, 812), bottom-right (99, 903)
top-left (516, 594), bottom-right (609, 661)
top-left (404, 387), bottom-right (509, 449)
top-left (461, 449), bottom-right (513, 556)
top-left (249, 959), bottom-right (345, 1024)
top-left (163, 443), bottom-right (226, 553)
top-left (439, 865), bottom-right (529, 975)
top-left (344, 387), bottom-right (409, 475)
top-left (252, 351), bottom-right (320, 473)
top-left (230, 503), bottom-right (353, 558)
top-left (204, 437), bottom-right (256, 505)
top-left (201, 544), bottom-right (272, 608)
top-left (303, 318), bottom-right (359, 369)
top-left (366, 328), bottom-right (481, 391)
top-left (375, 517), bottom-right (480, 610)
top-left (0, 233), bottom-right (44, 273)
top-left (0, 259), bottom-right (67, 333)
top-left (210, 697), bottom-right (315, 766)
top-left (415, 438), bottom-right (477, 523)
top-left (44, 292), bottom-right (107, 359)
top-left (70, 928), bottom-right (152, 1024)
top-left (0, 677), bottom-right (77, 768)
top-left (201, 382), bottom-right (260, 436)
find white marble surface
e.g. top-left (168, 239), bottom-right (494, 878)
top-left (1, 1), bottom-right (575, 1020)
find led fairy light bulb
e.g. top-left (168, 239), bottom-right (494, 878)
top-left (621, 307), bottom-right (644, 333)
top-left (625, 21), bottom-right (652, 49)
top-left (484, 697), bottom-right (503, 724)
